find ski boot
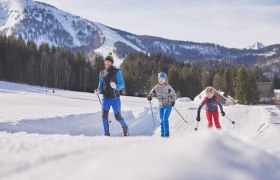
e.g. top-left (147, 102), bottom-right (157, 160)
top-left (123, 126), bottom-right (129, 136)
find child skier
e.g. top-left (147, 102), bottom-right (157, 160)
top-left (196, 87), bottom-right (225, 129)
top-left (147, 72), bottom-right (177, 137)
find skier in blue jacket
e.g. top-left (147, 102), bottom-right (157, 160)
top-left (95, 53), bottom-right (128, 136)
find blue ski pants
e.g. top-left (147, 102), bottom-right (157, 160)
top-left (159, 105), bottom-right (172, 137)
top-left (102, 97), bottom-right (127, 135)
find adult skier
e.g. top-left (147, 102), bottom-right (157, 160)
top-left (95, 52), bottom-right (129, 136)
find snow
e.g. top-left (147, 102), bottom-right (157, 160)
top-left (0, 0), bottom-right (27, 35)
top-left (194, 89), bottom-right (207, 104)
top-left (0, 80), bottom-right (280, 179)
top-left (1, 0), bottom-right (277, 65)
top-left (246, 42), bottom-right (265, 50)
top-left (0, 0), bottom-right (144, 62)
top-left (0, 3), bottom-right (8, 26)
top-left (94, 23), bottom-right (142, 67)
top-left (32, 0), bottom-right (100, 47)
top-left (0, 0), bottom-right (100, 48)
top-left (1, 132), bottom-right (279, 180)
top-left (176, 97), bottom-right (192, 102)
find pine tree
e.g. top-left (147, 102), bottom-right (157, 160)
top-left (247, 75), bottom-right (259, 104)
top-left (168, 65), bottom-right (182, 96)
top-left (213, 73), bottom-right (223, 91)
top-left (234, 67), bottom-right (259, 104)
top-left (222, 68), bottom-right (231, 96)
top-left (201, 69), bottom-right (214, 88)
top-left (234, 67), bottom-right (249, 104)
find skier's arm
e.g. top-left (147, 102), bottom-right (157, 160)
top-left (197, 101), bottom-right (206, 117)
top-left (116, 71), bottom-right (125, 91)
top-left (218, 100), bottom-right (224, 112)
top-left (148, 86), bottom-right (157, 97)
top-left (168, 87), bottom-right (177, 102)
top-left (97, 72), bottom-right (103, 93)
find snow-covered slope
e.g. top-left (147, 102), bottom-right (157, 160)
top-left (0, 0), bottom-right (142, 66)
top-left (246, 42), bottom-right (265, 50)
top-left (0, 0), bottom-right (25, 33)
top-left (0, 0), bottom-right (103, 48)
top-left (94, 23), bottom-right (143, 67)
top-left (0, 81), bottom-right (279, 180)
top-left (1, 0), bottom-right (279, 66)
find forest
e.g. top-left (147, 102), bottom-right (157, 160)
top-left (0, 35), bottom-right (278, 104)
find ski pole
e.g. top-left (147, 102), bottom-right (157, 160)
top-left (113, 90), bottom-right (120, 112)
top-left (96, 93), bottom-right (102, 105)
top-left (173, 106), bottom-right (188, 124)
top-left (224, 116), bottom-right (235, 124)
top-left (96, 91), bottom-right (111, 123)
top-left (195, 121), bottom-right (199, 131)
top-left (168, 89), bottom-right (187, 124)
top-left (149, 101), bottom-right (156, 129)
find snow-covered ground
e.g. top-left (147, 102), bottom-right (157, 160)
top-left (0, 81), bottom-right (280, 180)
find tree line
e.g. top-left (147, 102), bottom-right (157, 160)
top-left (120, 52), bottom-right (269, 104)
top-left (0, 35), bottom-right (276, 104)
top-left (0, 35), bottom-right (104, 92)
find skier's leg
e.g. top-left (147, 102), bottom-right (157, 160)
top-left (206, 112), bottom-right (213, 128)
top-left (112, 97), bottom-right (126, 126)
top-left (163, 106), bottom-right (172, 137)
top-left (213, 112), bottom-right (221, 129)
top-left (159, 107), bottom-right (164, 137)
top-left (112, 97), bottom-right (128, 136)
top-left (102, 98), bottom-right (111, 136)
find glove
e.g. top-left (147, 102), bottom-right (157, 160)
top-left (171, 101), bottom-right (175, 107)
top-left (94, 89), bottom-right (100, 95)
top-left (110, 82), bottom-right (117, 89)
top-left (221, 111), bottom-right (225, 116)
top-left (196, 116), bottom-right (200, 122)
top-left (147, 96), bottom-right (152, 101)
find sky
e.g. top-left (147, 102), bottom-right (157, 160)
top-left (36, 0), bottom-right (280, 48)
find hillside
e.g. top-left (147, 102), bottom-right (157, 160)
top-left (1, 0), bottom-right (280, 67)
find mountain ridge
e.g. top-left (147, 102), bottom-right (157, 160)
top-left (0, 0), bottom-right (280, 67)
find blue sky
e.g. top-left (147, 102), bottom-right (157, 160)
top-left (37, 0), bottom-right (280, 48)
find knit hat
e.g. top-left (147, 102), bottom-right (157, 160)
top-left (105, 52), bottom-right (114, 64)
top-left (158, 72), bottom-right (167, 80)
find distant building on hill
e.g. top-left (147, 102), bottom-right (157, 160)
top-left (194, 88), bottom-right (236, 105)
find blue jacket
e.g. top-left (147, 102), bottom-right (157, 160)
top-left (98, 66), bottom-right (125, 98)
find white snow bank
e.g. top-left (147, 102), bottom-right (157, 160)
top-left (1, 132), bottom-right (279, 180)
top-left (0, 81), bottom-right (280, 180)
top-left (177, 97), bottom-right (192, 102)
